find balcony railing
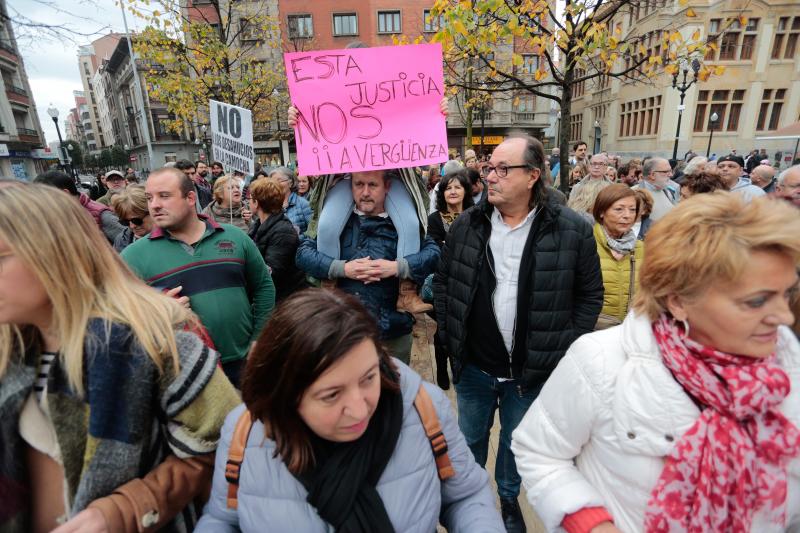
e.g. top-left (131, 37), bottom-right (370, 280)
top-left (514, 112), bottom-right (537, 122)
top-left (7, 85), bottom-right (26, 96)
top-left (0, 41), bottom-right (16, 54)
top-left (17, 127), bottom-right (38, 136)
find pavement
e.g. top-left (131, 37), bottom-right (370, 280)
top-left (408, 314), bottom-right (546, 533)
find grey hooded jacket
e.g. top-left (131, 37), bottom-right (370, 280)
top-left (196, 361), bottom-right (504, 532)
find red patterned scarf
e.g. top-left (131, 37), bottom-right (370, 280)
top-left (644, 315), bottom-right (800, 532)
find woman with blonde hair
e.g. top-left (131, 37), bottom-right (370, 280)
top-left (567, 178), bottom-right (612, 224)
top-left (110, 184), bottom-right (153, 252)
top-left (0, 184), bottom-right (239, 532)
top-left (513, 193), bottom-right (800, 532)
top-left (202, 175), bottom-right (252, 231)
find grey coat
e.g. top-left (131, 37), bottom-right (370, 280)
top-left (196, 361), bottom-right (504, 532)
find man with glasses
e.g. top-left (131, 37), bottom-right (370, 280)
top-left (434, 133), bottom-right (603, 532)
top-left (569, 153), bottom-right (609, 197)
top-left (776, 165), bottom-right (800, 208)
top-left (632, 157), bottom-right (678, 222)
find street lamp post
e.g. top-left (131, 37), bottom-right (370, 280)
top-left (593, 120), bottom-right (602, 154)
top-left (47, 104), bottom-right (77, 184)
top-left (478, 83), bottom-right (488, 157)
top-left (671, 58), bottom-right (701, 161)
top-left (200, 124), bottom-right (210, 162)
top-left (706, 112), bottom-right (719, 158)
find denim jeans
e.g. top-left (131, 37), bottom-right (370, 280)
top-left (455, 363), bottom-right (542, 500)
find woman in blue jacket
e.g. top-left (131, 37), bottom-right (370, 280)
top-left (196, 289), bottom-right (504, 532)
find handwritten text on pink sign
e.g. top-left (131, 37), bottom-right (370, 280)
top-left (284, 44), bottom-right (448, 175)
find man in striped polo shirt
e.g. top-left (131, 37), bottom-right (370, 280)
top-left (122, 167), bottom-right (275, 387)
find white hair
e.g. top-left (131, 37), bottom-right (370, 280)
top-left (777, 164), bottom-right (800, 187)
top-left (442, 160), bottom-right (464, 175)
top-left (682, 156), bottom-right (708, 177)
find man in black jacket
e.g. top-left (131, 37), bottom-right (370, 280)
top-left (433, 133), bottom-right (603, 532)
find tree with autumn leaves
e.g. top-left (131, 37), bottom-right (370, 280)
top-left (428, 0), bottom-right (739, 192)
top-left (122, 0), bottom-right (287, 136)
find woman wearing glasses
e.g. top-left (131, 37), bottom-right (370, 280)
top-left (110, 184), bottom-right (153, 252)
top-left (0, 184), bottom-right (239, 533)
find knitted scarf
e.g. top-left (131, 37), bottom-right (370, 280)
top-left (644, 315), bottom-right (800, 532)
top-left (0, 319), bottom-right (238, 532)
top-left (601, 225), bottom-right (637, 254)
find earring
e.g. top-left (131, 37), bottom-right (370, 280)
top-left (679, 319), bottom-right (690, 338)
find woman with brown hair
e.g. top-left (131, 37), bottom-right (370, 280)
top-left (247, 178), bottom-right (307, 300)
top-left (679, 169), bottom-right (729, 200)
top-left (591, 184), bottom-right (645, 329)
top-left (513, 193), bottom-right (800, 532)
top-left (196, 289), bottom-right (503, 532)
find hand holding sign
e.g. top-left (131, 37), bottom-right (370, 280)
top-left (284, 44), bottom-right (449, 176)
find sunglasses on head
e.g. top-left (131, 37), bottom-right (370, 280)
top-left (120, 217), bottom-right (145, 226)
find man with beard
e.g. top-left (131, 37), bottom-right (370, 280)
top-left (632, 157), bottom-right (678, 221)
top-left (96, 170), bottom-right (128, 206)
top-left (296, 170), bottom-right (440, 364)
top-left (210, 161), bottom-right (225, 184)
top-left (122, 167), bottom-right (275, 387)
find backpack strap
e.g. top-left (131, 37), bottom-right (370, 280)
top-left (224, 386), bottom-right (454, 510)
top-left (413, 384), bottom-right (455, 480)
top-left (225, 410), bottom-right (254, 510)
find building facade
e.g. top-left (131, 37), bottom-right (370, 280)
top-left (99, 36), bottom-right (198, 173)
top-left (569, 0), bottom-right (800, 163)
top-left (77, 33), bottom-right (121, 154)
top-left (0, 0), bottom-right (50, 179)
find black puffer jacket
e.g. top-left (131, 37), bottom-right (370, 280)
top-left (433, 196), bottom-right (603, 389)
top-left (249, 213), bottom-right (308, 301)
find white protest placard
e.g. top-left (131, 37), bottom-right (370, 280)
top-left (209, 99), bottom-right (255, 175)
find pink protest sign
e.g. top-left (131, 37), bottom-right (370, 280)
top-left (284, 43), bottom-right (448, 176)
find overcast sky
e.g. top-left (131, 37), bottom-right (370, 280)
top-left (11, 0), bottom-right (147, 147)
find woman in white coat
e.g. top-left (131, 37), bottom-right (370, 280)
top-left (511, 192), bottom-right (800, 533)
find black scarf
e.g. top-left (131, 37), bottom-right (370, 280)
top-left (295, 366), bottom-right (403, 532)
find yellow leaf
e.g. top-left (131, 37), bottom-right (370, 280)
top-left (686, 8), bottom-right (697, 17)
top-left (638, 44), bottom-right (647, 55)
top-left (713, 65), bottom-right (726, 75)
top-left (609, 37), bottom-right (618, 49)
top-left (453, 19), bottom-right (467, 35)
top-left (739, 16), bottom-right (747, 27)
top-left (691, 29), bottom-right (700, 41)
top-left (512, 53), bottom-right (523, 67)
top-left (678, 0), bottom-right (688, 4)
top-left (665, 64), bottom-right (678, 75)
top-left (513, 96), bottom-right (520, 106)
top-left (534, 69), bottom-right (545, 80)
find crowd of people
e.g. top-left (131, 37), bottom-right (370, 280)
top-left (1, 119), bottom-right (799, 533)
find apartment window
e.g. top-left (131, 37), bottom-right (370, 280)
top-left (619, 95), bottom-right (661, 137)
top-left (377, 11), bottom-right (401, 34)
top-left (756, 88), bottom-right (786, 130)
top-left (333, 13), bottom-right (358, 36)
top-left (694, 89), bottom-right (746, 132)
top-left (710, 18), bottom-right (759, 60)
top-left (287, 14), bottom-right (313, 38)
top-left (571, 68), bottom-right (586, 98)
top-left (569, 114), bottom-right (583, 143)
top-left (772, 17), bottom-right (799, 59)
top-left (517, 94), bottom-right (535, 112)
top-left (423, 9), bottom-right (445, 32)
top-left (239, 17), bottom-right (262, 42)
top-left (521, 54), bottom-right (539, 74)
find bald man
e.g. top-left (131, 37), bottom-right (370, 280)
top-left (750, 164), bottom-right (777, 194)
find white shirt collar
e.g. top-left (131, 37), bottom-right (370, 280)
top-left (353, 207), bottom-right (389, 218)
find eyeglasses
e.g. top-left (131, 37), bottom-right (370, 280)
top-left (589, 162), bottom-right (607, 167)
top-left (480, 164), bottom-right (531, 178)
top-left (651, 169), bottom-right (672, 174)
top-left (120, 217), bottom-right (145, 226)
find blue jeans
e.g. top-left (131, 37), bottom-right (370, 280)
top-left (455, 363), bottom-right (542, 500)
